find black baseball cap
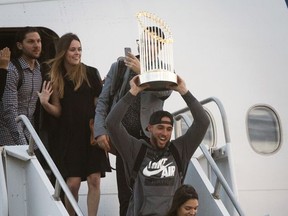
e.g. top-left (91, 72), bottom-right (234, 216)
top-left (146, 110), bottom-right (174, 130)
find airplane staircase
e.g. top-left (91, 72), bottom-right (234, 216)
top-left (0, 97), bottom-right (247, 216)
top-left (173, 97), bottom-right (246, 216)
top-left (0, 115), bottom-right (84, 216)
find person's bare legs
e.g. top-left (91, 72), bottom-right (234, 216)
top-left (65, 177), bottom-right (81, 216)
top-left (87, 172), bottom-right (101, 216)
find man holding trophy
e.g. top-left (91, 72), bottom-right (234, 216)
top-left (94, 20), bottom-right (171, 216)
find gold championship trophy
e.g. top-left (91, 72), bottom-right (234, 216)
top-left (136, 11), bottom-right (177, 90)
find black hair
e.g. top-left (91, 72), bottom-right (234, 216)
top-left (166, 184), bottom-right (199, 216)
top-left (13, 26), bottom-right (40, 58)
top-left (146, 26), bottom-right (165, 40)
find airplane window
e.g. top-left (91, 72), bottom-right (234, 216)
top-left (247, 105), bottom-right (281, 154)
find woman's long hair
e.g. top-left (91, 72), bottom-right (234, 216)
top-left (166, 184), bottom-right (199, 216)
top-left (48, 33), bottom-right (90, 98)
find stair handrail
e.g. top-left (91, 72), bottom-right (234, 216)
top-left (16, 114), bottom-right (84, 216)
top-left (173, 96), bottom-right (245, 216)
top-left (0, 147), bottom-right (8, 216)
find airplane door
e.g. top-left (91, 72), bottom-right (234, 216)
top-left (0, 27), bottom-right (59, 62)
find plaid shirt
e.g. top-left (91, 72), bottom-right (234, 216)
top-left (0, 57), bottom-right (42, 146)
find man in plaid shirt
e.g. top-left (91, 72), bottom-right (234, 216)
top-left (0, 27), bottom-right (42, 146)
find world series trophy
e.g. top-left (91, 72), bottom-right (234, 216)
top-left (136, 11), bottom-right (177, 90)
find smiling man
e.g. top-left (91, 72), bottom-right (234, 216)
top-left (106, 75), bottom-right (210, 216)
top-left (0, 27), bottom-right (42, 146)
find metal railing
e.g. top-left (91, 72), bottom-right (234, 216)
top-left (0, 147), bottom-right (8, 216)
top-left (16, 114), bottom-right (84, 216)
top-left (173, 97), bottom-right (245, 216)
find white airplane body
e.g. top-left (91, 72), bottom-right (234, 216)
top-left (0, 1), bottom-right (288, 215)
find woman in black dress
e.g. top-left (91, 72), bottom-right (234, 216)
top-left (38, 33), bottom-right (110, 216)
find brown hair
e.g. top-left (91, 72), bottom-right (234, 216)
top-left (48, 33), bottom-right (89, 98)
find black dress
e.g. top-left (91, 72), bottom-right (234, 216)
top-left (56, 65), bottom-right (110, 180)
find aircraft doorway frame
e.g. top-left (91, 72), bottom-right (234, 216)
top-left (0, 26), bottom-right (59, 63)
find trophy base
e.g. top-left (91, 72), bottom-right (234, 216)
top-left (139, 71), bottom-right (177, 91)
